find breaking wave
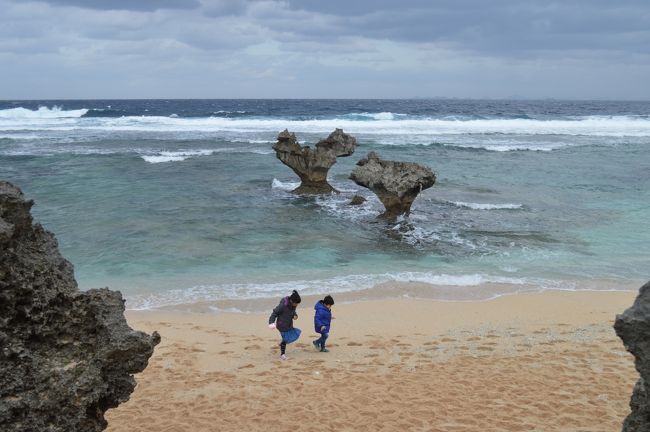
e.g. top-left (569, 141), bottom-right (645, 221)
top-left (125, 272), bottom-right (553, 310)
top-left (2, 106), bottom-right (650, 138)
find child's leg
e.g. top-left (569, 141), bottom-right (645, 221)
top-left (280, 341), bottom-right (287, 355)
top-left (314, 333), bottom-right (326, 347)
top-left (320, 333), bottom-right (329, 349)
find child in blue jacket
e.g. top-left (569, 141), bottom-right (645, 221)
top-left (313, 295), bottom-right (334, 352)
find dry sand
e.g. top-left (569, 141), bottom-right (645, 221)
top-left (106, 290), bottom-right (638, 432)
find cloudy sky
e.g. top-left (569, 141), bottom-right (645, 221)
top-left (2, 0), bottom-right (650, 99)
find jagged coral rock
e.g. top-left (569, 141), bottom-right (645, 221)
top-left (615, 281), bottom-right (650, 432)
top-left (272, 128), bottom-right (357, 194)
top-left (0, 181), bottom-right (160, 432)
top-left (349, 152), bottom-right (436, 220)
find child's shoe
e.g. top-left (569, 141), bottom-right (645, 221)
top-left (312, 340), bottom-right (321, 350)
top-left (320, 348), bottom-right (329, 353)
top-left (280, 354), bottom-right (288, 361)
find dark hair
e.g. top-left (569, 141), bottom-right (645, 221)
top-left (289, 290), bottom-right (301, 304)
top-left (323, 295), bottom-right (334, 305)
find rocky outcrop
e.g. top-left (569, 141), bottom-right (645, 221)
top-left (349, 195), bottom-right (367, 206)
top-left (272, 128), bottom-right (357, 194)
top-left (615, 281), bottom-right (650, 432)
top-left (0, 181), bottom-right (160, 432)
top-left (349, 152), bottom-right (436, 220)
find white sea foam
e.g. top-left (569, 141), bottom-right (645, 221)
top-left (239, 148), bottom-right (274, 155)
top-left (3, 109), bottom-right (650, 139)
top-left (0, 144), bottom-right (274, 157)
top-left (271, 178), bottom-right (300, 190)
top-left (0, 134), bottom-right (42, 140)
top-left (447, 201), bottom-right (523, 210)
top-left (214, 110), bottom-right (248, 114)
top-left (314, 194), bottom-right (378, 221)
top-left (343, 112), bottom-right (408, 120)
top-left (125, 272), bottom-right (562, 310)
top-left (140, 149), bottom-right (214, 163)
top-left (243, 139), bottom-right (274, 144)
top-left (141, 155), bottom-right (188, 163)
top-left (0, 106), bottom-right (88, 119)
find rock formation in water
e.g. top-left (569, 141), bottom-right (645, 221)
top-left (349, 152), bottom-right (436, 220)
top-left (0, 181), bottom-right (160, 432)
top-left (272, 128), bottom-right (357, 194)
top-left (615, 281), bottom-right (650, 432)
top-left (349, 195), bottom-right (367, 206)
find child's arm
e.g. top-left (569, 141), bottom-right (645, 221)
top-left (268, 303), bottom-right (282, 327)
top-left (315, 310), bottom-right (326, 331)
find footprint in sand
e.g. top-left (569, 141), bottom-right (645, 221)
top-left (476, 346), bottom-right (494, 351)
top-left (347, 342), bottom-right (362, 346)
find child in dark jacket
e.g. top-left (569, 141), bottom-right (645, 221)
top-left (313, 295), bottom-right (334, 352)
top-left (268, 290), bottom-right (301, 360)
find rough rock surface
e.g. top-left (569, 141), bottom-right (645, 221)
top-left (615, 281), bottom-right (650, 432)
top-left (272, 128), bottom-right (357, 194)
top-left (349, 152), bottom-right (436, 220)
top-left (349, 195), bottom-right (367, 206)
top-left (0, 181), bottom-right (160, 432)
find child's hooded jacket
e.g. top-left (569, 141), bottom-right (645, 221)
top-left (269, 296), bottom-right (297, 332)
top-left (314, 300), bottom-right (332, 334)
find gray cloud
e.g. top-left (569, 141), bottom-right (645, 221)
top-left (283, 1), bottom-right (650, 57)
top-left (28, 0), bottom-right (201, 11)
top-left (1, 0), bottom-right (649, 98)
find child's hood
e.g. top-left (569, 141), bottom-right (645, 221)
top-left (314, 300), bottom-right (328, 312)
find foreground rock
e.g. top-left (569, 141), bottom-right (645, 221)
top-left (272, 128), bottom-right (357, 194)
top-left (0, 181), bottom-right (160, 432)
top-left (615, 281), bottom-right (650, 432)
top-left (349, 152), bottom-right (436, 220)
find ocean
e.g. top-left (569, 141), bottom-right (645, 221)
top-left (1, 99), bottom-right (648, 310)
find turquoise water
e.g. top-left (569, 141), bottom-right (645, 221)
top-left (1, 99), bottom-right (648, 308)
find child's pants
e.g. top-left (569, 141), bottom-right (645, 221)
top-left (316, 332), bottom-right (329, 349)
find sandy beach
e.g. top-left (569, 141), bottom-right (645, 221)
top-left (105, 290), bottom-right (638, 432)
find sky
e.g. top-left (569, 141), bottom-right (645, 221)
top-left (1, 0), bottom-right (650, 99)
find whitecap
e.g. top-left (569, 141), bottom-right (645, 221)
top-left (141, 155), bottom-right (188, 163)
top-left (3, 114), bottom-right (650, 140)
top-left (0, 106), bottom-right (88, 119)
top-left (446, 201), bottom-right (523, 210)
top-left (341, 112), bottom-right (408, 121)
top-left (140, 149), bottom-right (214, 163)
top-left (271, 178), bottom-right (300, 190)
